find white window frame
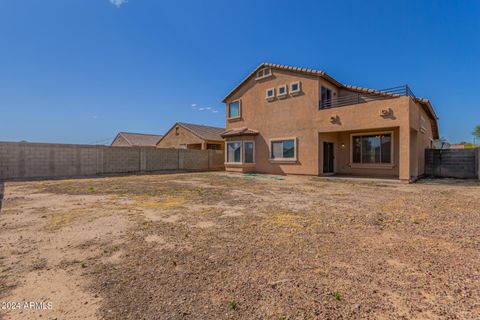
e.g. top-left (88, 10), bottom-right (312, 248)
top-left (243, 141), bottom-right (255, 164)
top-left (277, 85), bottom-right (287, 99)
top-left (227, 100), bottom-right (241, 120)
top-left (255, 68), bottom-right (272, 80)
top-left (350, 131), bottom-right (394, 169)
top-left (269, 137), bottom-right (297, 162)
top-left (266, 88), bottom-right (275, 100)
top-left (290, 81), bottom-right (301, 96)
top-left (420, 115), bottom-right (426, 133)
top-left (225, 141), bottom-right (243, 164)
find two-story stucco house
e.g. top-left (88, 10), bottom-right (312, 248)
top-left (221, 63), bottom-right (439, 182)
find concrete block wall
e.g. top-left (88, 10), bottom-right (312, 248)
top-left (0, 142), bottom-right (225, 181)
top-left (425, 148), bottom-right (479, 179)
top-left (183, 149), bottom-right (209, 171)
top-left (208, 150), bottom-right (225, 170)
top-left (145, 148), bottom-right (179, 171)
top-left (103, 146), bottom-right (141, 174)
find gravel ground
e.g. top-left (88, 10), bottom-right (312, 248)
top-left (0, 172), bottom-right (479, 319)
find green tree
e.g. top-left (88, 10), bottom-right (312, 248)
top-left (473, 125), bottom-right (480, 140)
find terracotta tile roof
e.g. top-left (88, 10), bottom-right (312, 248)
top-left (221, 127), bottom-right (259, 138)
top-left (114, 132), bottom-right (163, 146)
top-left (177, 122), bottom-right (225, 141)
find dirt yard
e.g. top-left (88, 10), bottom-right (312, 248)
top-left (0, 172), bottom-right (479, 320)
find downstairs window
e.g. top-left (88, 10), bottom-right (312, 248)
top-left (352, 133), bottom-right (392, 164)
top-left (226, 142), bottom-right (242, 163)
top-left (271, 139), bottom-right (296, 160)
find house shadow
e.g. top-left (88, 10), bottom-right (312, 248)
top-left (417, 177), bottom-right (480, 187)
top-left (0, 182), bottom-right (4, 213)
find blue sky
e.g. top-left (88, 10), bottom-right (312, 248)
top-left (0, 0), bottom-right (478, 144)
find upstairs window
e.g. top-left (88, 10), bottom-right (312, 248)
top-left (228, 101), bottom-right (241, 119)
top-left (290, 81), bottom-right (301, 95)
top-left (266, 88), bottom-right (275, 100)
top-left (320, 86), bottom-right (332, 108)
top-left (278, 85), bottom-right (287, 98)
top-left (420, 115), bottom-right (427, 133)
top-left (256, 68), bottom-right (272, 80)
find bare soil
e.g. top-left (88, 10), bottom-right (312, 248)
top-left (0, 172), bottom-right (479, 319)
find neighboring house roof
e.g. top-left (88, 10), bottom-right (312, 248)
top-left (221, 127), bottom-right (259, 138)
top-left (222, 62), bottom-right (440, 138)
top-left (112, 132), bottom-right (163, 147)
top-left (157, 122), bottom-right (225, 145)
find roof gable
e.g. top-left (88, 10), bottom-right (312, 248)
top-left (222, 62), bottom-right (342, 103)
top-left (157, 122), bottom-right (225, 145)
top-left (112, 132), bottom-right (163, 147)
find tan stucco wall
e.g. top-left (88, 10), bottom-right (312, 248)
top-left (409, 99), bottom-right (434, 177)
top-left (225, 69), bottom-right (437, 181)
top-left (157, 126), bottom-right (224, 150)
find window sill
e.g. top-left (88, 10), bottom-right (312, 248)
top-left (269, 158), bottom-right (298, 164)
top-left (227, 117), bottom-right (242, 122)
top-left (266, 97), bottom-right (275, 102)
top-left (278, 94), bottom-right (287, 99)
top-left (225, 162), bottom-right (255, 166)
top-left (290, 91), bottom-right (301, 96)
top-left (350, 163), bottom-right (395, 169)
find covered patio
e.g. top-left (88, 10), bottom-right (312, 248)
top-left (318, 127), bottom-right (401, 179)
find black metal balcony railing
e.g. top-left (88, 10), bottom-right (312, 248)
top-left (320, 85), bottom-right (416, 109)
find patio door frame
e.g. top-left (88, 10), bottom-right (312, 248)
top-left (323, 141), bottom-right (335, 175)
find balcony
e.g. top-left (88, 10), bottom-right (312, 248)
top-left (320, 85), bottom-right (416, 109)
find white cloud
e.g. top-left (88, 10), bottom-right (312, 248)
top-left (109, 0), bottom-right (127, 7)
top-left (191, 104), bottom-right (222, 114)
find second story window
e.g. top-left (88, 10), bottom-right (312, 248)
top-left (278, 85), bottom-right (287, 98)
top-left (321, 86), bottom-right (332, 108)
top-left (256, 68), bottom-right (272, 80)
top-left (228, 101), bottom-right (241, 119)
top-left (420, 115), bottom-right (427, 133)
top-left (266, 88), bottom-right (275, 100)
top-left (290, 81), bottom-right (301, 95)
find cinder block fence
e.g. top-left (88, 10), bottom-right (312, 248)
top-left (425, 148), bottom-right (479, 179)
top-left (0, 141), bottom-right (224, 181)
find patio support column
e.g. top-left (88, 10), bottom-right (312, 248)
top-left (399, 126), bottom-right (411, 182)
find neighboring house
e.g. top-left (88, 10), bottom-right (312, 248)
top-left (111, 132), bottom-right (163, 147)
top-left (450, 144), bottom-right (466, 149)
top-left (221, 63), bottom-right (439, 182)
top-left (157, 122), bottom-right (225, 150)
